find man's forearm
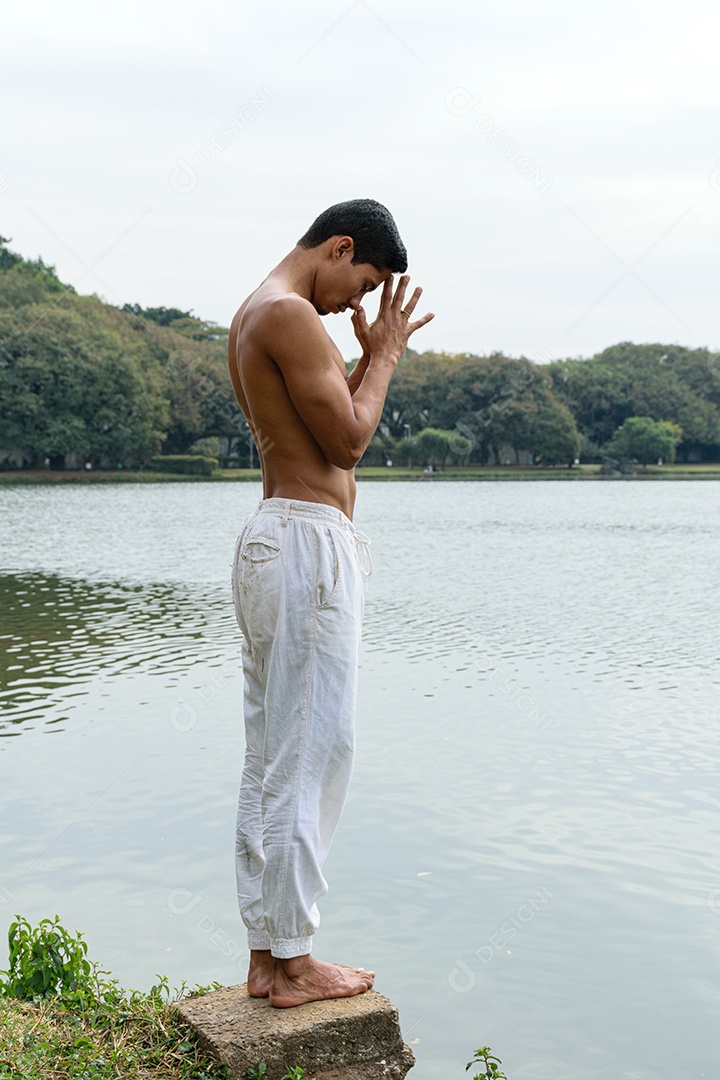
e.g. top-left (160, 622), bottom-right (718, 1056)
top-left (345, 350), bottom-right (398, 459)
top-left (346, 353), bottom-right (370, 397)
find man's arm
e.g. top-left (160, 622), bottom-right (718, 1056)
top-left (260, 296), bottom-right (397, 470)
top-left (261, 276), bottom-right (433, 470)
top-left (346, 353), bottom-right (370, 397)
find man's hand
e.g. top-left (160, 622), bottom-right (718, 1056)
top-left (351, 275), bottom-right (434, 363)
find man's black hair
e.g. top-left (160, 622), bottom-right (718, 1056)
top-left (297, 198), bottom-right (408, 273)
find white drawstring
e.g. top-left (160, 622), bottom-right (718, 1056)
top-left (353, 530), bottom-right (373, 578)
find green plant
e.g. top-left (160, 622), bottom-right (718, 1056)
top-left (0, 914), bottom-right (94, 1002)
top-left (0, 916), bottom-right (230, 1079)
top-left (245, 1065), bottom-right (312, 1080)
top-left (150, 454), bottom-right (219, 475)
top-left (466, 1046), bottom-right (508, 1079)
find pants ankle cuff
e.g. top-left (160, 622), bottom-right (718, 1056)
top-left (247, 929), bottom-right (272, 950)
top-left (271, 935), bottom-right (313, 959)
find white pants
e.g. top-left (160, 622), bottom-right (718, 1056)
top-left (231, 497), bottom-right (371, 959)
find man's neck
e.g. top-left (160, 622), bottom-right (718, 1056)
top-left (270, 247), bottom-right (316, 303)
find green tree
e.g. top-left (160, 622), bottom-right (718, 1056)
top-left (0, 272), bottom-right (168, 466)
top-left (522, 397), bottom-right (581, 465)
top-left (0, 235), bottom-right (70, 294)
top-left (358, 434), bottom-right (394, 466)
top-left (157, 337), bottom-right (239, 455)
top-left (123, 303), bottom-right (225, 342)
top-left (392, 435), bottom-right (417, 466)
top-left (547, 355), bottom-right (630, 447)
top-left (605, 416), bottom-right (682, 465)
top-left (0, 244), bottom-right (233, 466)
top-left (548, 342), bottom-right (720, 461)
top-left (413, 427), bottom-right (453, 466)
top-left (435, 353), bottom-right (580, 465)
top-left (380, 349), bottom-right (454, 440)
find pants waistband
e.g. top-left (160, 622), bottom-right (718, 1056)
top-left (253, 497), bottom-right (372, 577)
top-left (256, 497), bottom-right (354, 533)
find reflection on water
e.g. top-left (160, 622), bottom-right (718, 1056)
top-left (1, 480), bottom-right (719, 1079)
top-left (0, 573), bottom-right (233, 733)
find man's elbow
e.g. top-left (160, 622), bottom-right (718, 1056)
top-left (327, 442), bottom-right (364, 471)
top-left (320, 421), bottom-right (366, 469)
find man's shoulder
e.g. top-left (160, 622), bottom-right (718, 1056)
top-left (251, 291), bottom-right (324, 353)
top-left (252, 291), bottom-right (317, 328)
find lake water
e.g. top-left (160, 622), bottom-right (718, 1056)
top-left (1, 479), bottom-right (718, 1078)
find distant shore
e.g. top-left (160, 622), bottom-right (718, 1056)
top-left (1, 464), bottom-right (719, 484)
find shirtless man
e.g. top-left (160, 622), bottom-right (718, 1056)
top-left (227, 199), bottom-right (434, 1008)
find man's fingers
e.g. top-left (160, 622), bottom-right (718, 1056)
top-left (402, 286), bottom-right (423, 318)
top-left (370, 273), bottom-right (433, 338)
top-left (392, 274), bottom-right (410, 311)
top-left (409, 311), bottom-right (435, 331)
top-left (351, 305), bottom-right (369, 347)
top-left (378, 274), bottom-right (394, 309)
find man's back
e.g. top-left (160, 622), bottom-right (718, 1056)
top-left (228, 275), bottom-right (359, 519)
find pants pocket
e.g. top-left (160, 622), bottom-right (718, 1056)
top-left (236, 540), bottom-right (280, 656)
top-left (316, 529), bottom-right (343, 610)
top-left (242, 537), bottom-right (282, 564)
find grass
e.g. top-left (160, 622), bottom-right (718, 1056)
top-left (0, 469), bottom-right (243, 485)
top-left (1, 463), bottom-right (720, 485)
top-left (0, 916), bottom-right (230, 1080)
top-left (0, 985), bottom-right (230, 1080)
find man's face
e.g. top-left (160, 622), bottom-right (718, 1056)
top-left (316, 260), bottom-right (390, 317)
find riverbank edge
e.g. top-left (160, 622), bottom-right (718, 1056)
top-left (1, 465), bottom-right (719, 484)
top-left (0, 992), bottom-right (231, 1080)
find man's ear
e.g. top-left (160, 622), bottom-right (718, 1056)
top-left (331, 236), bottom-right (355, 261)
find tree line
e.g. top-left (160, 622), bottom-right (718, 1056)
top-left (1, 235), bottom-right (719, 469)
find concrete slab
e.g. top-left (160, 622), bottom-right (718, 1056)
top-left (175, 983), bottom-right (415, 1080)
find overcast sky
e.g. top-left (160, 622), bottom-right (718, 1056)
top-left (3, 0), bottom-right (719, 363)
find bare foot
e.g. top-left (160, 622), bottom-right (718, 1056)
top-left (269, 953), bottom-right (375, 1008)
top-left (247, 949), bottom-right (274, 997)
